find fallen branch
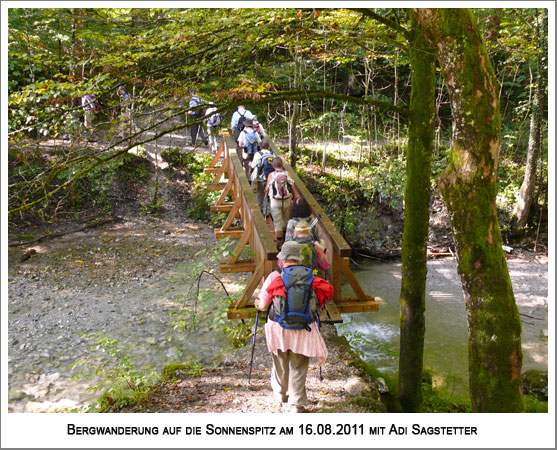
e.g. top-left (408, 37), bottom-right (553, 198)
top-left (353, 252), bottom-right (386, 262)
top-left (520, 312), bottom-right (544, 321)
top-left (8, 216), bottom-right (121, 247)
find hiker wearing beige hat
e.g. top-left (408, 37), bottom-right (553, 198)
top-left (255, 240), bottom-right (334, 413)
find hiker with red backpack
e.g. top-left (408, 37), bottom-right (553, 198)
top-left (254, 240), bottom-right (334, 413)
top-left (265, 157), bottom-right (295, 247)
top-left (252, 117), bottom-right (266, 139)
top-left (238, 118), bottom-right (262, 178)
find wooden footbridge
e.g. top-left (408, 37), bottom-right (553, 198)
top-left (204, 132), bottom-right (379, 323)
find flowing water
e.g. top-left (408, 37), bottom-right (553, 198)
top-left (336, 257), bottom-right (549, 396)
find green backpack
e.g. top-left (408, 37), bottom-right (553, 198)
top-left (296, 237), bottom-right (316, 270)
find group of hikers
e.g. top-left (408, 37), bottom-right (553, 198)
top-left (62, 86), bottom-right (134, 140)
top-left (218, 100), bottom-right (335, 414)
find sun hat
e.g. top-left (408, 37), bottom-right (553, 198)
top-left (276, 241), bottom-right (303, 262)
top-left (295, 220), bottom-right (310, 233)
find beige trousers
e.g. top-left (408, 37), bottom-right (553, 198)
top-left (271, 349), bottom-right (309, 406)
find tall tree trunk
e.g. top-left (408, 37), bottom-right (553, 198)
top-left (513, 10), bottom-right (547, 227)
top-left (394, 49), bottom-right (400, 154)
top-left (289, 52), bottom-right (301, 170)
top-left (23, 9), bottom-right (35, 83)
top-left (398, 16), bottom-right (436, 413)
top-left (414, 8), bottom-right (523, 412)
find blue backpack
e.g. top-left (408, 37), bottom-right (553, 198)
top-left (256, 151), bottom-right (275, 181)
top-left (245, 130), bottom-right (259, 154)
top-left (271, 266), bottom-right (316, 331)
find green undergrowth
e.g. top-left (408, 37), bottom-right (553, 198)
top-left (8, 147), bottom-right (152, 222)
top-left (161, 359), bottom-right (203, 382)
top-left (70, 332), bottom-right (161, 413)
top-left (183, 151), bottom-right (222, 224)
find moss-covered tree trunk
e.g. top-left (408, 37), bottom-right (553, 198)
top-left (397, 17), bottom-right (436, 413)
top-left (414, 8), bottom-right (524, 412)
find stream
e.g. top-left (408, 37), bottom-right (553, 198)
top-left (336, 257), bottom-right (549, 396)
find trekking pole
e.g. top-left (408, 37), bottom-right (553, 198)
top-left (309, 213), bottom-right (323, 231)
top-left (248, 309), bottom-right (260, 385)
top-left (317, 313), bottom-right (323, 382)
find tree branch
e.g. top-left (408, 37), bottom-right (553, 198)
top-left (351, 8), bottom-right (411, 39)
top-left (259, 89), bottom-right (409, 116)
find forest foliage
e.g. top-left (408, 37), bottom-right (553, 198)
top-left (7, 7), bottom-right (548, 244)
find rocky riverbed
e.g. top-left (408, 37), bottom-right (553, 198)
top-left (7, 216), bottom-right (249, 413)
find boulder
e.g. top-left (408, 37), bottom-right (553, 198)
top-left (374, 377), bottom-right (389, 394)
top-left (522, 370), bottom-right (548, 401)
top-left (344, 376), bottom-right (371, 397)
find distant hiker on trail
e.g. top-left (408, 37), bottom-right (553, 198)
top-left (205, 102), bottom-right (223, 152)
top-left (230, 105), bottom-right (255, 143)
top-left (238, 118), bottom-right (262, 177)
top-left (117, 86), bottom-right (134, 138)
top-left (254, 240), bottom-right (334, 413)
top-left (62, 97), bottom-right (82, 140)
top-left (81, 93), bottom-right (98, 134)
top-left (249, 139), bottom-right (275, 214)
top-left (265, 157), bottom-right (295, 247)
top-left (285, 197), bottom-right (313, 242)
top-left (252, 117), bottom-right (266, 139)
top-left (188, 89), bottom-right (208, 147)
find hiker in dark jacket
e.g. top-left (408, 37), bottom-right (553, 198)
top-left (188, 89), bottom-right (208, 146)
top-left (255, 241), bottom-right (334, 413)
top-left (249, 139), bottom-right (274, 214)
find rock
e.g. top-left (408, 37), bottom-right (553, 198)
top-left (522, 370), bottom-right (548, 401)
top-left (374, 377), bottom-right (389, 394)
top-left (347, 395), bottom-right (388, 413)
top-left (22, 383), bottom-right (48, 399)
top-left (166, 347), bottom-right (180, 359)
top-left (344, 376), bottom-right (371, 397)
top-left (8, 390), bottom-right (26, 402)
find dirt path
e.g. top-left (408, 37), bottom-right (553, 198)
top-left (118, 324), bottom-right (386, 414)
